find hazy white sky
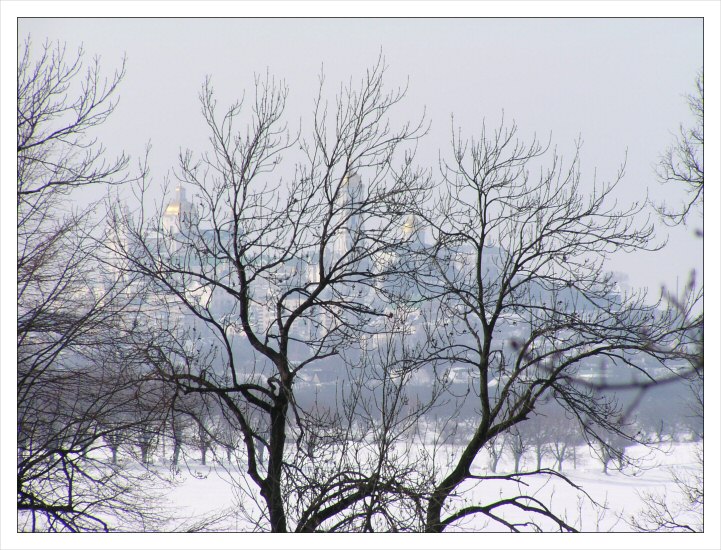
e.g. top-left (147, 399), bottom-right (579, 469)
top-left (11, 16), bottom-right (706, 292)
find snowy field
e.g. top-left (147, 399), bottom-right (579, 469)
top-left (148, 439), bottom-right (702, 533)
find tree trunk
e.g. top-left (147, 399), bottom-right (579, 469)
top-left (426, 485), bottom-right (453, 533)
top-left (173, 444), bottom-right (180, 466)
top-left (262, 393), bottom-right (289, 532)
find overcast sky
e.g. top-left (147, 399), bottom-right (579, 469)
top-left (15, 17), bottom-right (704, 292)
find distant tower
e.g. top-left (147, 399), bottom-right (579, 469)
top-left (333, 171), bottom-right (364, 259)
top-left (402, 213), bottom-right (424, 249)
top-left (162, 185), bottom-right (195, 234)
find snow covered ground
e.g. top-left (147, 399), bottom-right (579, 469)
top-left (155, 439), bottom-right (702, 533)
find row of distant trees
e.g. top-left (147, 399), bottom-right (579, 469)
top-left (95, 395), bottom-right (698, 475)
top-left (17, 37), bottom-right (703, 532)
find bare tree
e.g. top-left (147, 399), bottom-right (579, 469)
top-left (546, 409), bottom-right (582, 472)
top-left (591, 427), bottom-right (631, 475)
top-left (507, 426), bottom-right (529, 473)
top-left (655, 71), bottom-right (703, 226)
top-left (486, 434), bottom-right (505, 473)
top-left (522, 412), bottom-right (550, 471)
top-left (190, 409), bottom-right (215, 466)
top-left (631, 72), bottom-right (704, 532)
top-left (17, 37), bottom-right (174, 532)
top-left (413, 118), bottom-right (698, 532)
top-left (169, 412), bottom-right (187, 469)
top-left (85, 52), bottom-right (700, 533)
top-left (106, 59), bottom-right (434, 531)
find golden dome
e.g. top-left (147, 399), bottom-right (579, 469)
top-left (164, 186), bottom-right (186, 217)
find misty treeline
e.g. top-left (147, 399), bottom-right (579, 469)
top-left (17, 38), bottom-right (703, 533)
